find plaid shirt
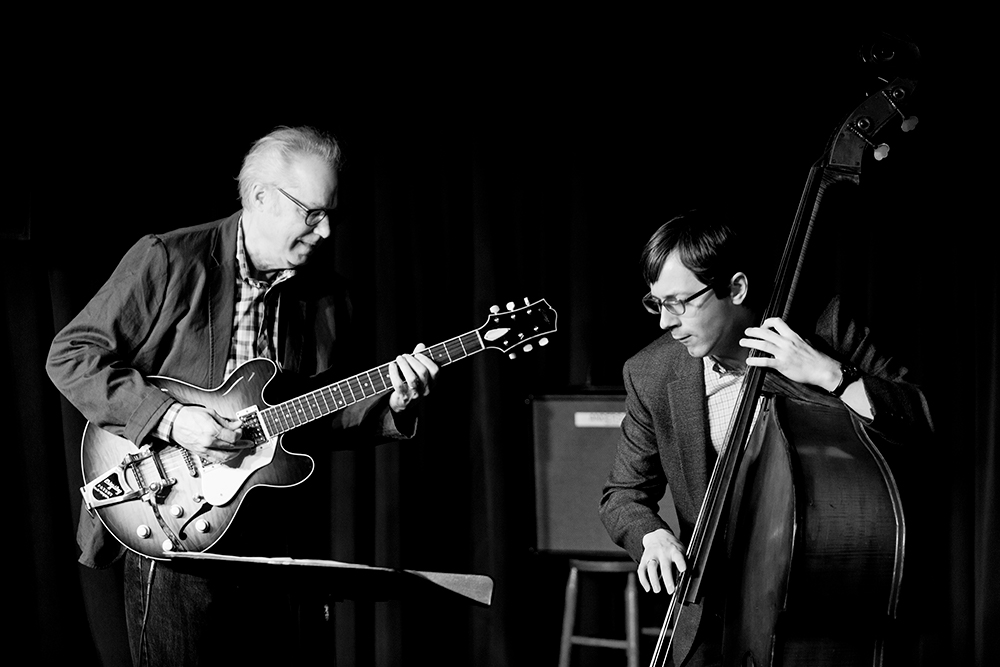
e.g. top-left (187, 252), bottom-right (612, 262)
top-left (703, 356), bottom-right (747, 454)
top-left (156, 218), bottom-right (295, 440)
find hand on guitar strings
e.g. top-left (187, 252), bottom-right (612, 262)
top-left (388, 343), bottom-right (440, 413)
top-left (171, 406), bottom-right (257, 463)
top-left (639, 527), bottom-right (687, 595)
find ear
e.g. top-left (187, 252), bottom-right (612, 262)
top-left (249, 182), bottom-right (268, 211)
top-left (729, 272), bottom-right (749, 305)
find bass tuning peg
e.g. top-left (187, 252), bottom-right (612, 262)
top-left (850, 117), bottom-right (891, 161)
top-left (883, 88), bottom-right (918, 133)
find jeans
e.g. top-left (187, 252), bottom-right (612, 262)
top-left (123, 551), bottom-right (306, 666)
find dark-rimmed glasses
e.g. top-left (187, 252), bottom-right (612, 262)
top-left (642, 284), bottom-right (715, 316)
top-left (276, 187), bottom-right (337, 228)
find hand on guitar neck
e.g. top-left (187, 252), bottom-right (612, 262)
top-left (386, 342), bottom-right (440, 413)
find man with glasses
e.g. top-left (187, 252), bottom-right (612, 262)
top-left (599, 210), bottom-right (932, 666)
top-left (47, 126), bottom-right (438, 665)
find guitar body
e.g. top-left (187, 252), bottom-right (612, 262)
top-left (81, 359), bottom-right (315, 560)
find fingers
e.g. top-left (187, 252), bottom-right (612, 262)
top-left (639, 556), bottom-right (686, 595)
top-left (742, 317), bottom-right (803, 359)
top-left (638, 530), bottom-right (688, 595)
top-left (399, 345), bottom-right (439, 392)
top-left (639, 557), bottom-right (662, 594)
top-left (173, 406), bottom-right (254, 462)
top-left (388, 343), bottom-right (440, 412)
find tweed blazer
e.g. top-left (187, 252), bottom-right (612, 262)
top-left (48, 212), bottom-right (406, 567)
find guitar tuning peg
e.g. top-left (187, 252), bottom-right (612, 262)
top-left (539, 338), bottom-right (549, 346)
top-left (900, 116), bottom-right (919, 132)
top-left (508, 352), bottom-right (517, 360)
top-left (506, 302), bottom-right (515, 311)
top-left (874, 143), bottom-right (890, 161)
top-left (523, 344), bottom-right (534, 353)
top-left (524, 297), bottom-right (531, 306)
top-left (490, 305), bottom-right (500, 314)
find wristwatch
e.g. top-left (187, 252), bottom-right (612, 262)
top-left (831, 361), bottom-right (862, 397)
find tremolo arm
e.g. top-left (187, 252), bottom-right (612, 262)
top-left (81, 446), bottom-right (177, 512)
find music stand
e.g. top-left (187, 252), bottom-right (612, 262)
top-left (164, 551), bottom-right (494, 607)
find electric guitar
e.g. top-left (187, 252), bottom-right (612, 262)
top-left (81, 298), bottom-right (557, 560)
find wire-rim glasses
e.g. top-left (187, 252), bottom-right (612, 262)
top-left (276, 187), bottom-right (337, 228)
top-left (642, 284), bottom-right (715, 316)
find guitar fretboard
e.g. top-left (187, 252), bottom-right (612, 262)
top-left (259, 331), bottom-right (484, 437)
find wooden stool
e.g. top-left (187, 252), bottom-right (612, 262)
top-left (558, 559), bottom-right (641, 667)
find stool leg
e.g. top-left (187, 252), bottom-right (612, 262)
top-left (626, 572), bottom-right (639, 667)
top-left (558, 566), bottom-right (579, 667)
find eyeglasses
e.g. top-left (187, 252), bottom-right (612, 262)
top-left (276, 187), bottom-right (337, 228)
top-left (642, 284), bottom-right (716, 316)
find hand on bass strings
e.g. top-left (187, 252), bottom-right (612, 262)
top-left (639, 528), bottom-right (687, 594)
top-left (388, 343), bottom-right (440, 413)
top-left (741, 317), bottom-right (873, 417)
top-left (171, 405), bottom-right (256, 463)
top-left (740, 317), bottom-right (841, 390)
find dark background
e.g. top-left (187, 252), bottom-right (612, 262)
top-left (4, 15), bottom-right (994, 667)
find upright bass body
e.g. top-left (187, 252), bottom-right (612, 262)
top-left (723, 393), bottom-right (905, 666)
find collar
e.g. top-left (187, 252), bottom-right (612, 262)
top-left (704, 355), bottom-right (747, 377)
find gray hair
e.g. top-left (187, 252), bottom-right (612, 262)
top-left (237, 126), bottom-right (342, 208)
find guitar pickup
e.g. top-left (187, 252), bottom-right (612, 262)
top-left (236, 407), bottom-right (271, 444)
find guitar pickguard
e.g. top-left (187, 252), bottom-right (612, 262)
top-left (199, 436), bottom-right (278, 506)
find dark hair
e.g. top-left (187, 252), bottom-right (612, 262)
top-left (641, 209), bottom-right (767, 310)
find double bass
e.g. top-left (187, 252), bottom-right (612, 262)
top-left (649, 32), bottom-right (922, 666)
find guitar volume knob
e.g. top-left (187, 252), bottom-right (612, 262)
top-left (194, 519), bottom-right (211, 533)
top-left (169, 505), bottom-right (184, 518)
top-left (136, 525), bottom-right (152, 539)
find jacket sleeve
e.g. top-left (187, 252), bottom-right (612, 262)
top-left (811, 296), bottom-right (934, 446)
top-left (46, 235), bottom-right (176, 448)
top-left (600, 360), bottom-right (674, 563)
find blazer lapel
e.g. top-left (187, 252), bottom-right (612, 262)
top-left (207, 212), bottom-right (239, 386)
top-left (667, 352), bottom-right (710, 506)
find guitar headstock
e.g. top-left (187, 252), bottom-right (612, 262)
top-left (478, 298), bottom-right (557, 358)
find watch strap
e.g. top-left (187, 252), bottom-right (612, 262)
top-left (831, 361), bottom-right (862, 397)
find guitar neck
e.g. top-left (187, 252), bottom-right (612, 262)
top-left (259, 330), bottom-right (485, 437)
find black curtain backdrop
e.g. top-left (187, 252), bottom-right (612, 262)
top-left (5, 17), bottom-right (995, 667)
